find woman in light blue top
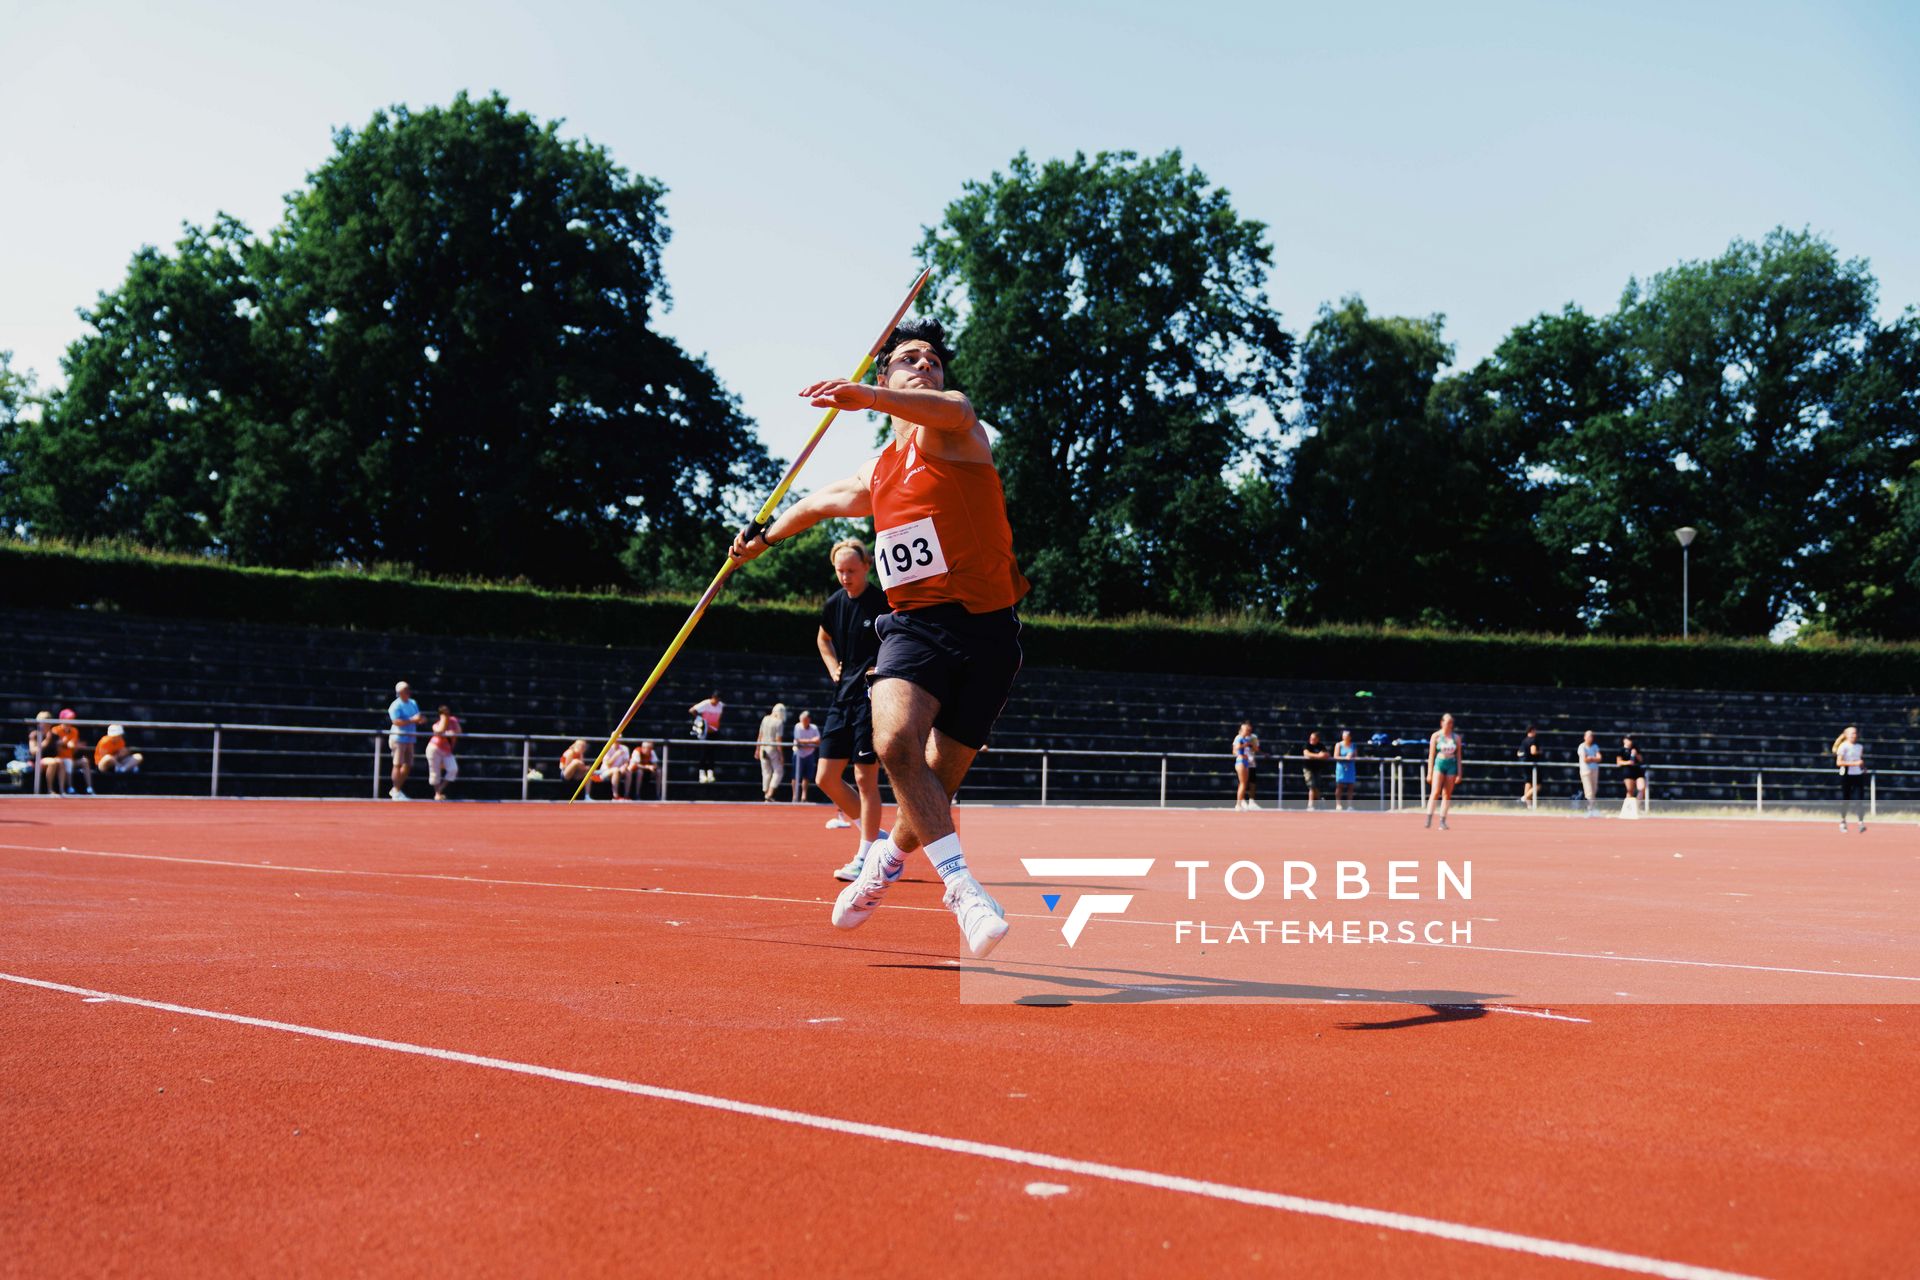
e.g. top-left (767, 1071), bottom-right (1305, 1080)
top-left (1333, 730), bottom-right (1359, 811)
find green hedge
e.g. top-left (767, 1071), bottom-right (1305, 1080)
top-left (6, 540), bottom-right (1917, 694)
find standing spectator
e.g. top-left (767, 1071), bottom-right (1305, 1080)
top-left (1833, 726), bottom-right (1867, 833)
top-left (1616, 736), bottom-right (1646, 818)
top-left (1516, 724), bottom-right (1544, 809)
top-left (427, 705), bottom-right (462, 801)
top-left (756, 702), bottom-right (788, 801)
top-left (1300, 731), bottom-right (1332, 811)
top-left (387, 681), bottom-right (425, 801)
top-left (816, 538), bottom-right (888, 878)
top-left (1424, 713), bottom-right (1463, 830)
top-left (688, 693), bottom-right (725, 784)
top-left (1576, 730), bottom-right (1603, 817)
top-left (791, 711), bottom-right (821, 803)
top-left (54, 710), bottom-right (96, 795)
top-left (602, 739), bottom-right (632, 799)
top-left (93, 724), bottom-right (143, 775)
top-left (1333, 730), bottom-right (1359, 811)
top-left (1232, 722), bottom-right (1261, 811)
top-left (28, 712), bottom-right (65, 795)
top-left (630, 740), bottom-right (659, 800)
top-left (559, 739), bottom-right (592, 798)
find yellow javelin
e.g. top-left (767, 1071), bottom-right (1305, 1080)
top-left (570, 266), bottom-right (933, 802)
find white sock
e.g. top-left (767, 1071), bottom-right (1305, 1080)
top-left (924, 833), bottom-right (970, 888)
top-left (857, 838), bottom-right (872, 861)
top-left (874, 833), bottom-right (907, 875)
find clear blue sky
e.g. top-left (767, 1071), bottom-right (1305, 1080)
top-left (5, 0), bottom-right (1917, 485)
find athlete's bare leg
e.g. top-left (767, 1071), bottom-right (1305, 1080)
top-left (853, 763), bottom-right (883, 840)
top-left (815, 757), bottom-right (860, 822)
top-left (872, 677), bottom-right (974, 855)
top-left (818, 759), bottom-right (884, 839)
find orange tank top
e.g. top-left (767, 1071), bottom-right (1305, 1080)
top-left (869, 435), bottom-right (1029, 613)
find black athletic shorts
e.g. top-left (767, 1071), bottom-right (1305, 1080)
top-left (820, 696), bottom-right (876, 765)
top-left (871, 604), bottom-right (1022, 751)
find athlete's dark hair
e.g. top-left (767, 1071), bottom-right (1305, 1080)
top-left (877, 316), bottom-right (956, 378)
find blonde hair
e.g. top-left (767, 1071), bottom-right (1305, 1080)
top-left (1833, 726), bottom-right (1859, 753)
top-left (829, 538), bottom-right (870, 565)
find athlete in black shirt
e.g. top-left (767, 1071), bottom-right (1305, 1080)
top-left (817, 538), bottom-right (890, 879)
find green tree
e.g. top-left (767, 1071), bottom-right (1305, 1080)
top-left (1458, 304), bottom-right (1635, 629)
top-left (1282, 299), bottom-right (1472, 626)
top-left (1, 219), bottom-right (262, 551)
top-left (0, 351), bottom-right (36, 533)
top-left (1540, 229), bottom-right (1909, 635)
top-left (917, 150), bottom-right (1294, 616)
top-left (4, 93), bottom-right (775, 586)
top-left (1803, 312), bottom-right (1920, 636)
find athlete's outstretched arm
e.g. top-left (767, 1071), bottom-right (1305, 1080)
top-left (729, 470), bottom-right (873, 562)
top-left (800, 380), bottom-right (977, 434)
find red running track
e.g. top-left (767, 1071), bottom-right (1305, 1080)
top-left (0, 800), bottom-right (1915, 1278)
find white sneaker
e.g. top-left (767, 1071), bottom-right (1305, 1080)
top-left (389, 788), bottom-right (409, 801)
top-left (825, 814), bottom-right (853, 829)
top-left (833, 832), bottom-right (886, 882)
top-left (832, 841), bottom-right (903, 929)
top-left (945, 874), bottom-right (1009, 958)
top-left (1839, 821), bottom-right (1849, 832)
top-left (1245, 799), bottom-right (1261, 811)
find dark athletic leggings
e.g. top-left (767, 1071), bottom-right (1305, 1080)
top-left (1840, 773), bottom-right (1867, 823)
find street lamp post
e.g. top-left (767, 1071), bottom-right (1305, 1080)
top-left (1675, 527), bottom-right (1698, 637)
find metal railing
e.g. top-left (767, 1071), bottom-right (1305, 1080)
top-left (6, 718), bottom-right (1911, 818)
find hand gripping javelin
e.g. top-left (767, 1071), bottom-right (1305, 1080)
top-left (570, 266), bottom-right (933, 802)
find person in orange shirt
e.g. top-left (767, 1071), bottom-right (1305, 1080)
top-left (558, 739), bottom-right (591, 798)
top-left (730, 317), bottom-right (1024, 958)
top-left (94, 724), bottom-right (143, 775)
top-left (53, 709), bottom-right (97, 795)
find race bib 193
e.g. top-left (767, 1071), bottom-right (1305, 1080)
top-left (874, 516), bottom-right (948, 590)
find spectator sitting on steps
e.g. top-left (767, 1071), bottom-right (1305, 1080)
top-left (602, 739), bottom-right (632, 800)
top-left (94, 725), bottom-right (143, 776)
top-left (629, 740), bottom-right (659, 799)
top-left (55, 710), bottom-right (96, 795)
top-left (28, 712), bottom-right (65, 795)
top-left (559, 739), bottom-right (593, 798)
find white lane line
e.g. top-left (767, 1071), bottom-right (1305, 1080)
top-left (1472, 1006), bottom-right (1592, 1024)
top-left (6, 843), bottom-right (1915, 986)
top-left (1, 970), bottom-right (1764, 1280)
top-left (1408, 939), bottom-right (1920, 984)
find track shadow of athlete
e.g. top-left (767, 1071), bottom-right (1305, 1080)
top-left (874, 953), bottom-right (1507, 1021)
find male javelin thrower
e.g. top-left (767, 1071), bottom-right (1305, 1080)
top-left (730, 318), bottom-right (1027, 958)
